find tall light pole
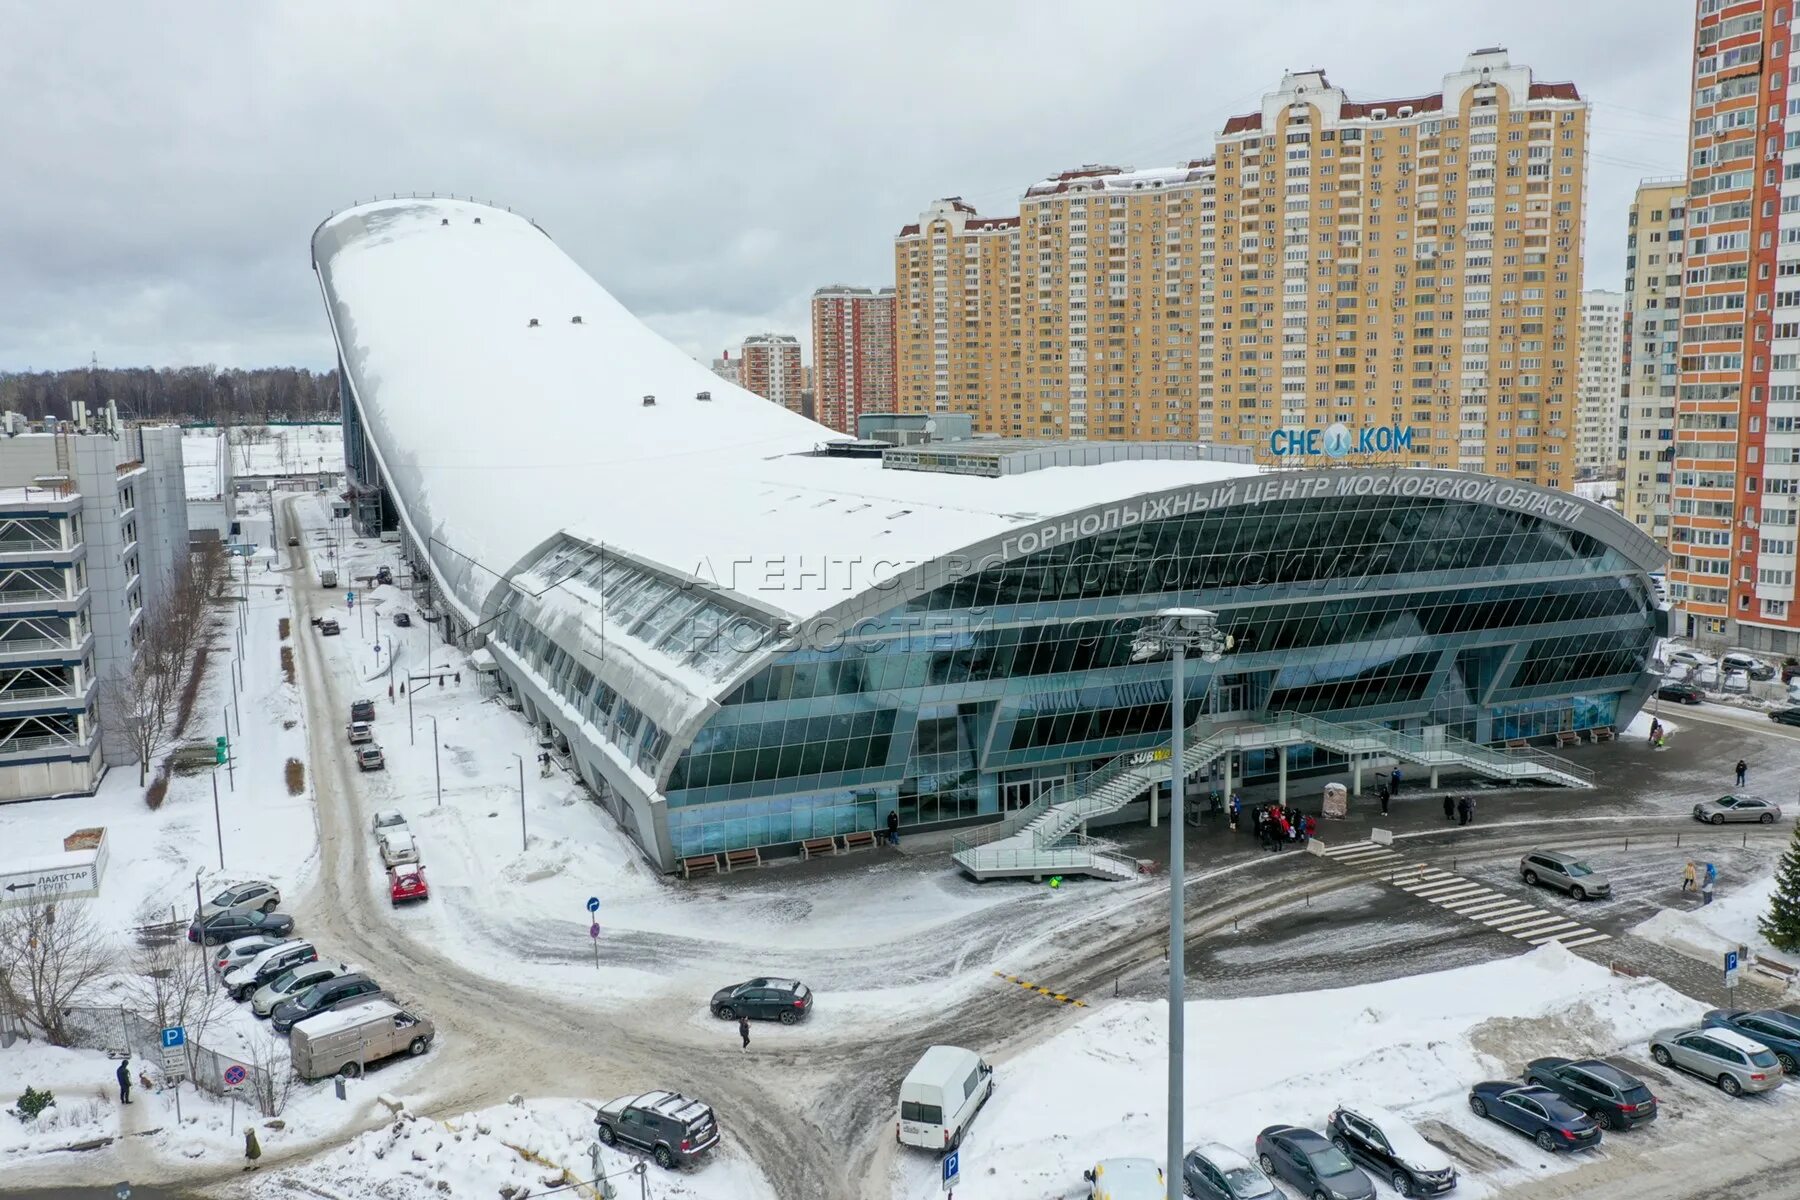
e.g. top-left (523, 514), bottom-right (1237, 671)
top-left (512, 752), bottom-right (527, 852)
top-left (428, 715), bottom-right (441, 809)
top-left (1132, 608), bottom-right (1228, 1200)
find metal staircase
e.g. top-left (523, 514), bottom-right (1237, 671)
top-left (951, 711), bottom-right (1592, 882)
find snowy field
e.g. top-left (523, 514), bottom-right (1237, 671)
top-left (1634, 863), bottom-right (1781, 964)
top-left (230, 423), bottom-right (342, 478)
top-left (888, 945), bottom-right (1716, 1200)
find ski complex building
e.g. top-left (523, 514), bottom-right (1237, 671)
top-left (312, 197), bottom-right (1665, 879)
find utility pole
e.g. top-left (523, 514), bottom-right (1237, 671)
top-left (210, 771), bottom-right (224, 869)
top-left (429, 715), bottom-right (441, 809)
top-left (513, 753), bottom-right (527, 851)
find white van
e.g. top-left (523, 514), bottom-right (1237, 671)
top-left (895, 1044), bottom-right (993, 1151)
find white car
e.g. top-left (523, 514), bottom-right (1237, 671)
top-left (251, 961), bottom-right (345, 1018)
top-left (198, 879), bottom-right (282, 919)
top-left (1723, 670), bottom-right (1751, 693)
top-left (213, 934), bottom-right (282, 975)
top-left (1669, 648), bottom-right (1716, 668)
top-left (372, 808), bottom-right (409, 837)
top-left (378, 827), bottom-right (419, 867)
top-left (1697, 664), bottom-right (1721, 688)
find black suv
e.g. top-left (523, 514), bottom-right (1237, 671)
top-left (1655, 680), bottom-right (1705, 705)
top-left (1523, 1057), bottom-right (1658, 1130)
top-left (1326, 1106), bottom-right (1457, 1196)
top-left (350, 699), bottom-right (376, 723)
top-left (595, 1091), bottom-right (719, 1169)
top-left (271, 973), bottom-right (383, 1033)
top-left (710, 977), bottom-right (813, 1024)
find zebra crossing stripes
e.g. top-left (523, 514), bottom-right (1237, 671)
top-left (1314, 839), bottom-right (1610, 949)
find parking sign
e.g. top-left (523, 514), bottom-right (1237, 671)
top-left (1725, 949), bottom-right (1741, 990)
top-left (942, 1148), bottom-right (960, 1192)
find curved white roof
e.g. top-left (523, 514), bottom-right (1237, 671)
top-left (312, 197), bottom-right (1256, 623)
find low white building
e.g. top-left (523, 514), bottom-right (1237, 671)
top-left (182, 429), bottom-right (236, 544)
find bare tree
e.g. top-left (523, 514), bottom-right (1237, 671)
top-left (101, 611), bottom-right (184, 785)
top-left (0, 890), bottom-right (117, 1046)
top-left (244, 1036), bottom-right (296, 1116)
top-left (119, 919), bottom-right (228, 1051)
top-left (189, 540), bottom-right (228, 609)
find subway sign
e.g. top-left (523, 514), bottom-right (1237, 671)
top-left (1268, 422), bottom-right (1415, 458)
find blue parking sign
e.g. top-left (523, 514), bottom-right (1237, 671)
top-left (160, 1026), bottom-right (185, 1049)
top-left (942, 1148), bottom-right (960, 1191)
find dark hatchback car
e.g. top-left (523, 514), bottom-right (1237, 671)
top-left (350, 699), bottom-right (376, 723)
top-left (595, 1090), bottom-right (720, 1169)
top-left (270, 973), bottom-right (383, 1033)
top-left (188, 908), bottom-right (294, 947)
top-left (1523, 1058), bottom-right (1658, 1130)
top-left (1326, 1104), bottom-right (1458, 1195)
top-left (710, 977), bottom-right (813, 1024)
top-left (1255, 1126), bottom-right (1375, 1200)
top-left (1468, 1083), bottom-right (1601, 1152)
top-left (1704, 1009), bottom-right (1800, 1074)
top-left (1772, 707), bottom-right (1800, 727)
top-left (1656, 680), bottom-right (1705, 704)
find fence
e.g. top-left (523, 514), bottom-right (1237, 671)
top-left (59, 1004), bottom-right (278, 1116)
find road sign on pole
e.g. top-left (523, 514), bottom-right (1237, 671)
top-left (346, 590), bottom-right (355, 609)
top-left (942, 1148), bottom-right (960, 1192)
top-left (159, 1025), bottom-right (187, 1075)
top-left (1725, 949), bottom-right (1741, 991)
top-left (586, 896), bottom-right (600, 914)
top-left (222, 1064), bottom-right (247, 1089)
top-left (590, 920), bottom-right (600, 970)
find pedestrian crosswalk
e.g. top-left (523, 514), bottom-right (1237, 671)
top-left (1316, 841), bottom-right (1611, 950)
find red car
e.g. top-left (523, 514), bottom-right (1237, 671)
top-left (388, 864), bottom-right (429, 906)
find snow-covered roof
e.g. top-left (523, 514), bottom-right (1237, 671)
top-left (312, 198), bottom-right (1257, 626)
top-left (293, 998), bottom-right (403, 1038)
top-left (182, 434), bottom-right (225, 501)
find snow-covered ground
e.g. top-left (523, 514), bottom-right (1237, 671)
top-left (888, 945), bottom-right (1712, 1200)
top-left (251, 1096), bottom-right (769, 1200)
top-left (1634, 858), bottom-right (1782, 964)
top-left (229, 424), bottom-right (342, 478)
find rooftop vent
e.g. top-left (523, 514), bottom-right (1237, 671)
top-left (696, 390), bottom-right (712, 401)
top-left (571, 315), bottom-right (583, 324)
top-left (473, 217), bottom-right (482, 224)
top-left (642, 395), bottom-right (656, 407)
top-left (528, 318), bottom-right (539, 328)
top-left (440, 218), bottom-right (449, 226)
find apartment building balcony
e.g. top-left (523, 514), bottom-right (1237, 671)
top-left (0, 711), bottom-right (95, 764)
top-left (0, 578), bottom-right (87, 615)
top-left (0, 624), bottom-right (91, 665)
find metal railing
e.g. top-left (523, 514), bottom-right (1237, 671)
top-left (0, 731), bottom-right (84, 754)
top-left (58, 1005), bottom-right (278, 1116)
top-left (0, 636), bottom-right (70, 655)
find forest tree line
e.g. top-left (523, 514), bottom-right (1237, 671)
top-left (0, 366), bottom-right (339, 424)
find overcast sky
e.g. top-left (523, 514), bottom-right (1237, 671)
top-left (0, 0), bottom-right (1693, 374)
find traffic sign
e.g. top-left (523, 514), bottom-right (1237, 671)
top-left (346, 591), bottom-right (356, 609)
top-left (223, 1064), bottom-right (247, 1089)
top-left (589, 922), bottom-right (600, 939)
top-left (160, 1026), bottom-right (185, 1050)
top-left (114, 1184), bottom-right (131, 1200)
top-left (942, 1148), bottom-right (960, 1192)
top-left (1726, 949), bottom-right (1741, 990)
top-left (586, 896), bottom-right (600, 914)
top-left (159, 1025), bottom-right (187, 1074)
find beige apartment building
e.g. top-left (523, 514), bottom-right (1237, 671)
top-left (1619, 178), bottom-right (1684, 540)
top-left (811, 285), bottom-right (897, 434)
top-left (891, 49), bottom-right (1587, 486)
top-left (738, 332), bottom-right (804, 413)
top-left (1577, 289), bottom-right (1624, 478)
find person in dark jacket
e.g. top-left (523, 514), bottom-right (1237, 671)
top-left (1735, 759), bottom-right (1748, 787)
top-left (1456, 795), bottom-right (1472, 826)
top-left (1390, 766), bottom-right (1403, 794)
top-left (1377, 782), bottom-right (1391, 816)
top-left (1443, 793), bottom-right (1455, 821)
top-left (886, 808), bottom-right (901, 846)
top-left (738, 1014), bottom-right (751, 1050)
top-left (116, 1057), bottom-right (132, 1105)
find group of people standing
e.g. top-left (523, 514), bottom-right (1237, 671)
top-left (1682, 860), bottom-right (1719, 905)
top-left (1250, 802), bottom-right (1315, 851)
top-left (1442, 793), bottom-right (1478, 825)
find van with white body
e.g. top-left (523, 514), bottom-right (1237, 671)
top-left (289, 998), bottom-right (433, 1080)
top-left (895, 1044), bottom-right (993, 1151)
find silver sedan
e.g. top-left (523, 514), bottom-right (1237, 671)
top-left (1692, 794), bottom-right (1782, 825)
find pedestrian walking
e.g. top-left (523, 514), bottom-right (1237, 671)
top-left (1648, 718), bottom-right (1662, 745)
top-left (1464, 794), bottom-right (1476, 824)
top-left (1378, 782), bottom-right (1390, 816)
top-left (738, 1014), bottom-right (751, 1051)
top-left (1455, 795), bottom-right (1470, 826)
top-left (1682, 861), bottom-right (1697, 893)
top-left (244, 1127), bottom-right (262, 1170)
top-left (1443, 794), bottom-right (1455, 821)
top-left (1391, 766), bottom-right (1403, 795)
top-left (886, 808), bottom-right (901, 847)
top-left (1735, 759), bottom-right (1748, 787)
top-left (1272, 812), bottom-right (1288, 852)
top-left (1228, 793), bottom-right (1240, 832)
top-left (116, 1057), bottom-right (132, 1105)
top-left (1303, 815), bottom-right (1317, 840)
top-left (1702, 866), bottom-right (1716, 907)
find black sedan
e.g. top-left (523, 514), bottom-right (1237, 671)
top-left (710, 977), bottom-right (813, 1024)
top-left (1255, 1126), bottom-right (1375, 1200)
top-left (1523, 1058), bottom-right (1658, 1130)
top-left (270, 973), bottom-right (383, 1033)
top-left (1772, 707), bottom-right (1800, 727)
top-left (1655, 681), bottom-right (1705, 705)
top-left (1703, 1009), bottom-right (1800, 1074)
top-left (1467, 1083), bottom-right (1601, 1152)
top-left (187, 908), bottom-right (294, 946)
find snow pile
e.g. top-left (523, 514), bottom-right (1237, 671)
top-left (255, 1098), bottom-right (767, 1199)
top-left (1635, 870), bottom-right (1778, 963)
top-left (0, 1043), bottom-right (114, 1159)
top-left (892, 945), bottom-right (1706, 1200)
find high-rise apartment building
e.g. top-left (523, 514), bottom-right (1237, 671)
top-left (738, 333), bottom-right (804, 413)
top-left (893, 199), bottom-right (1021, 433)
top-left (810, 285), bottom-right (897, 434)
top-left (892, 49), bottom-right (1586, 470)
top-left (1577, 289), bottom-right (1625, 477)
top-left (1210, 49), bottom-right (1588, 484)
top-left (1620, 178), bottom-right (1685, 538)
top-left (1668, 0), bottom-right (1799, 650)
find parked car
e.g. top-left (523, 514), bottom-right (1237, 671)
top-left (319, 618), bottom-right (341, 636)
top-left (594, 1091), bottom-right (720, 1169)
top-left (198, 879), bottom-right (282, 918)
top-left (271, 972), bottom-right (384, 1033)
top-left (1772, 707), bottom-right (1800, 728)
top-left (251, 961), bottom-right (345, 1018)
top-left (373, 808), bottom-right (408, 834)
top-left (1692, 794), bottom-right (1782, 824)
top-left (388, 864), bottom-right (429, 905)
top-left (1518, 851), bottom-right (1612, 900)
top-left (1723, 669), bottom-right (1752, 694)
top-left (214, 934), bottom-right (282, 975)
top-left (286, 534), bottom-right (299, 547)
top-left (1697, 664), bottom-right (1722, 688)
top-left (1667, 649), bottom-right (1715, 668)
top-left (357, 745), bottom-right (386, 772)
top-left (1182, 1142), bottom-right (1278, 1200)
top-left (1083, 1158), bottom-right (1163, 1200)
top-left (378, 827), bottom-right (418, 866)
top-left (1255, 1126), bottom-right (1375, 1200)
top-left (710, 977), bottom-right (812, 1024)
top-left (375, 565), bottom-right (393, 585)
top-left (290, 999), bottom-right (432, 1081)
top-left (1702, 1010), bottom-right (1800, 1074)
top-left (896, 1045), bottom-right (993, 1151)
top-left (1655, 680), bottom-right (1705, 704)
top-left (1326, 1104), bottom-right (1458, 1196)
top-left (350, 699), bottom-right (376, 723)
top-left (222, 939), bottom-right (318, 1001)
top-left (1522, 1058), bottom-right (1658, 1130)
top-left (1722, 651), bottom-right (1776, 681)
top-left (347, 721), bottom-right (374, 745)
top-left (392, 611), bottom-right (411, 627)
top-left (1650, 1025), bottom-right (1783, 1095)
top-left (188, 908), bottom-right (295, 947)
top-left (1466, 1083), bottom-right (1601, 1152)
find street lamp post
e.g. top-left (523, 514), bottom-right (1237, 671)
top-left (1132, 608), bottom-right (1228, 1200)
top-left (512, 752), bottom-right (527, 852)
top-left (429, 715), bottom-right (441, 809)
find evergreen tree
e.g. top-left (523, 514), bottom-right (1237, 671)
top-left (1759, 825), bottom-right (1800, 953)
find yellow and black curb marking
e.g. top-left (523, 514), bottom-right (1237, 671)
top-left (993, 970), bottom-right (1087, 1007)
